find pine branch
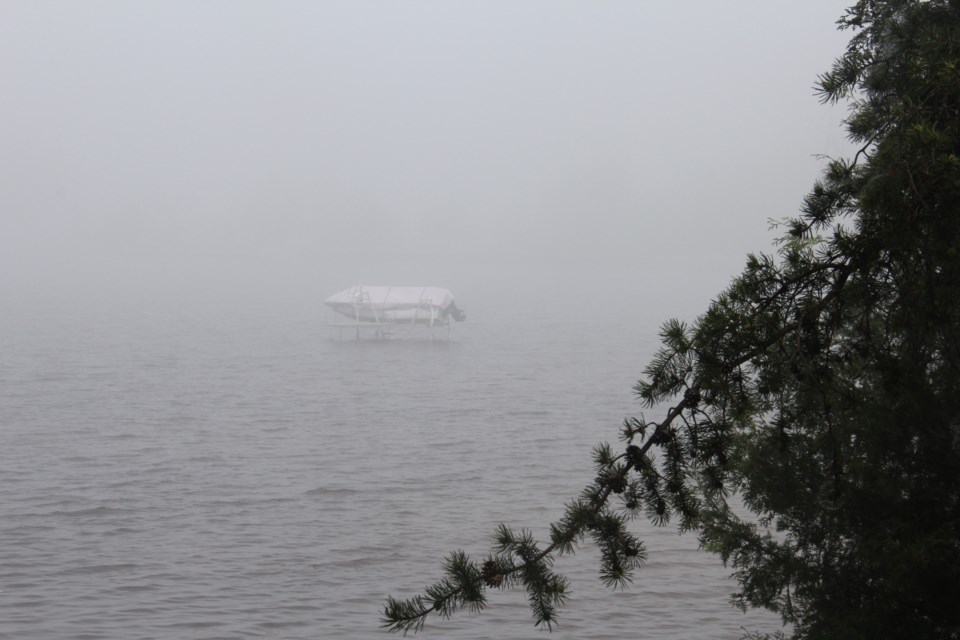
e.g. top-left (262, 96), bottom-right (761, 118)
top-left (381, 482), bottom-right (615, 633)
top-left (384, 239), bottom-right (859, 634)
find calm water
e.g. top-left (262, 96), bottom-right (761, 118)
top-left (0, 302), bottom-right (781, 639)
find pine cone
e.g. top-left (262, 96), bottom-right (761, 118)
top-left (626, 444), bottom-right (643, 470)
top-left (603, 469), bottom-right (627, 494)
top-left (481, 559), bottom-right (503, 588)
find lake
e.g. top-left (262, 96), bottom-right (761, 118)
top-left (0, 300), bottom-right (781, 639)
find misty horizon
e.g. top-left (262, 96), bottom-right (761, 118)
top-left (2, 1), bottom-right (855, 323)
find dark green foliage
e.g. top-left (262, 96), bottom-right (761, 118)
top-left (382, 1), bottom-right (960, 637)
top-left (382, 551), bottom-right (486, 635)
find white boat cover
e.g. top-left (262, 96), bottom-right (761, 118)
top-left (325, 285), bottom-right (455, 310)
top-left (325, 285), bottom-right (462, 323)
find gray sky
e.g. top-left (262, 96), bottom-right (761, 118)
top-left (1, 1), bottom-right (854, 318)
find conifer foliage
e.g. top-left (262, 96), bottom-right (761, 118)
top-left (383, 1), bottom-right (960, 637)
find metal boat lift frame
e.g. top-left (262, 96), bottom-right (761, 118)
top-left (326, 294), bottom-right (453, 342)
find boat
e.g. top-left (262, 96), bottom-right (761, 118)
top-left (324, 285), bottom-right (465, 339)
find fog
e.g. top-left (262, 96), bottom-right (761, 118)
top-left (2, 5), bottom-right (865, 637)
top-left (2, 1), bottom-right (854, 321)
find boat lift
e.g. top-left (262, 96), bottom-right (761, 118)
top-left (324, 285), bottom-right (465, 341)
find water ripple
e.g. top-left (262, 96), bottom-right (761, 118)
top-left (0, 312), bottom-right (782, 639)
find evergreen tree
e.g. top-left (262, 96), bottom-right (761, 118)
top-left (383, 1), bottom-right (960, 637)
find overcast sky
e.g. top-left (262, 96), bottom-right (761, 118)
top-left (1, 1), bottom-right (854, 318)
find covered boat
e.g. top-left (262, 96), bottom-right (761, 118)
top-left (324, 285), bottom-right (466, 327)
